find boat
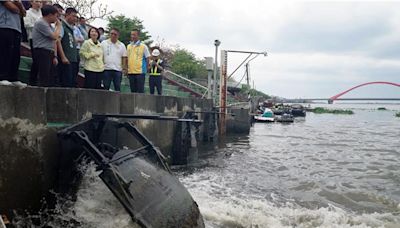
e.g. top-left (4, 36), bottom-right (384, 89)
top-left (255, 108), bottom-right (275, 122)
top-left (290, 104), bottom-right (306, 117)
top-left (276, 113), bottom-right (294, 123)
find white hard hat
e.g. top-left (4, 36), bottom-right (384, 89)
top-left (152, 49), bottom-right (160, 56)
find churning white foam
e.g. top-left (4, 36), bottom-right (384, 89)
top-left (181, 173), bottom-right (400, 228)
top-left (67, 163), bottom-right (140, 228)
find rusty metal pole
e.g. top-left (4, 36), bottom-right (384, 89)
top-left (219, 50), bottom-right (228, 136)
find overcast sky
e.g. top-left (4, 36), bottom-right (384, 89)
top-left (94, 0), bottom-right (400, 99)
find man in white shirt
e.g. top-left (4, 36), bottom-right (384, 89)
top-left (24, 0), bottom-right (42, 85)
top-left (24, 0), bottom-right (42, 41)
top-left (101, 28), bottom-right (127, 91)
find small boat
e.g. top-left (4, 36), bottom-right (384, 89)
top-left (273, 109), bottom-right (284, 115)
top-left (255, 108), bottom-right (275, 122)
top-left (276, 113), bottom-right (294, 123)
top-left (291, 104), bottom-right (306, 117)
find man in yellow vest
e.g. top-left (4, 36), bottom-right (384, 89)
top-left (126, 29), bottom-right (150, 93)
top-left (148, 49), bottom-right (165, 95)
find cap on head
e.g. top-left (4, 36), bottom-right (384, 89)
top-left (152, 49), bottom-right (160, 57)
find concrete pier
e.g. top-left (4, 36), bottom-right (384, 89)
top-left (0, 85), bottom-right (209, 214)
top-left (0, 84), bottom-right (251, 216)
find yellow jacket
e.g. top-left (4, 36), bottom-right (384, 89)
top-left (80, 39), bottom-right (104, 72)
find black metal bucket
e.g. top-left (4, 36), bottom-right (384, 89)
top-left (57, 116), bottom-right (204, 228)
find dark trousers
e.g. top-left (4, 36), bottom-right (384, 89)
top-left (29, 39), bottom-right (39, 85)
top-left (128, 74), bottom-right (145, 93)
top-left (33, 48), bottom-right (54, 87)
top-left (71, 62), bottom-right (79, 87)
top-left (75, 54), bottom-right (80, 86)
top-left (84, 70), bottom-right (104, 89)
top-left (58, 62), bottom-right (79, 87)
top-left (103, 70), bottom-right (122, 91)
top-left (0, 28), bottom-right (21, 82)
top-left (21, 17), bottom-right (27, 42)
top-left (149, 75), bottom-right (162, 95)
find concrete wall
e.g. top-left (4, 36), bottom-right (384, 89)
top-left (0, 85), bottom-right (213, 214)
top-left (226, 107), bottom-right (251, 135)
top-left (0, 119), bottom-right (59, 213)
top-left (0, 86), bottom-right (47, 124)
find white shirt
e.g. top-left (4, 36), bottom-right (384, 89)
top-left (101, 39), bottom-right (127, 71)
top-left (24, 8), bottom-right (42, 39)
top-left (73, 25), bottom-right (84, 49)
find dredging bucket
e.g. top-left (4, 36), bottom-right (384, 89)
top-left (58, 116), bottom-right (204, 228)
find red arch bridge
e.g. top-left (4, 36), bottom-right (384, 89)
top-left (304, 81), bottom-right (400, 104)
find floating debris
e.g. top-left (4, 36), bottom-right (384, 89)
top-left (309, 107), bottom-right (354, 115)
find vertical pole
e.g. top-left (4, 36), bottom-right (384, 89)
top-left (219, 50), bottom-right (227, 136)
top-left (213, 43), bottom-right (219, 104)
top-left (207, 71), bottom-right (212, 99)
top-left (246, 63), bottom-right (250, 88)
top-left (205, 57), bottom-right (213, 99)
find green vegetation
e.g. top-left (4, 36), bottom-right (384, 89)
top-left (169, 49), bottom-right (207, 79)
top-left (396, 112), bottom-right (400, 117)
top-left (377, 107), bottom-right (387, 111)
top-left (310, 107), bottom-right (354, 115)
top-left (241, 84), bottom-right (270, 99)
top-left (107, 15), bottom-right (152, 45)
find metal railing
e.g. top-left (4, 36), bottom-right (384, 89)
top-left (164, 70), bottom-right (209, 98)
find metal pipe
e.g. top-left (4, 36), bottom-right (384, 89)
top-left (207, 71), bottom-right (212, 99)
top-left (92, 114), bottom-right (202, 123)
top-left (165, 70), bottom-right (208, 90)
top-left (227, 53), bottom-right (253, 79)
top-left (213, 40), bottom-right (221, 105)
top-left (224, 50), bottom-right (267, 55)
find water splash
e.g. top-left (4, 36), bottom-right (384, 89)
top-left (182, 174), bottom-right (400, 228)
top-left (12, 162), bottom-right (139, 228)
top-left (59, 162), bottom-right (139, 228)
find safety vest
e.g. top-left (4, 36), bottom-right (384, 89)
top-left (149, 59), bottom-right (162, 76)
top-left (127, 41), bottom-right (147, 74)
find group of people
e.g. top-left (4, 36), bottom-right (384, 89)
top-left (0, 0), bottom-right (165, 95)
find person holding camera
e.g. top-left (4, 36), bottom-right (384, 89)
top-left (148, 49), bottom-right (165, 95)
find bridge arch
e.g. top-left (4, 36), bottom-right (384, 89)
top-left (329, 81), bottom-right (400, 103)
